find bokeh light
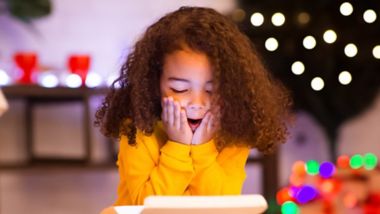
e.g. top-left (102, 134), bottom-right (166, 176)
top-left (338, 71), bottom-right (352, 85)
top-left (295, 185), bottom-right (318, 204)
top-left (373, 45), bottom-right (380, 59)
top-left (250, 12), bottom-right (264, 27)
top-left (85, 72), bottom-right (102, 88)
top-left (292, 161), bottom-right (306, 176)
top-left (65, 73), bottom-right (82, 88)
top-left (311, 77), bottom-right (324, 91)
top-left (340, 2), bottom-right (353, 16)
top-left (265, 37), bottom-right (279, 51)
top-left (37, 73), bottom-right (59, 88)
top-left (337, 155), bottom-right (350, 168)
top-left (363, 153), bottom-right (377, 170)
top-left (291, 61), bottom-right (305, 75)
top-left (319, 162), bottom-right (336, 178)
top-left (297, 12), bottom-right (310, 25)
top-left (303, 35), bottom-right (316, 49)
top-left (281, 201), bottom-right (299, 214)
top-left (363, 9), bottom-right (377, 24)
top-left (0, 69), bottom-right (11, 86)
top-left (350, 154), bottom-right (363, 169)
top-left (272, 12), bottom-right (285, 26)
top-left (344, 43), bottom-right (358, 57)
top-left (306, 160), bottom-right (320, 175)
top-left (323, 29), bottom-right (337, 44)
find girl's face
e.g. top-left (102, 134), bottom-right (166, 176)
top-left (160, 48), bottom-right (213, 122)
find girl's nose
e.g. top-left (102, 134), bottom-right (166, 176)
top-left (188, 94), bottom-right (206, 110)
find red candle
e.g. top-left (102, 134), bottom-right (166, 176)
top-left (68, 54), bottom-right (91, 85)
top-left (14, 52), bottom-right (38, 84)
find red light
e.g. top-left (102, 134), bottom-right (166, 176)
top-left (337, 155), bottom-right (350, 169)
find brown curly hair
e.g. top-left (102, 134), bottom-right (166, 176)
top-left (95, 6), bottom-right (292, 153)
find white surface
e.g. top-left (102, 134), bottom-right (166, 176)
top-left (115, 195), bottom-right (267, 214)
top-left (114, 206), bottom-right (144, 214)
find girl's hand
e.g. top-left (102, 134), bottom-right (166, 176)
top-left (161, 97), bottom-right (193, 145)
top-left (191, 111), bottom-right (219, 145)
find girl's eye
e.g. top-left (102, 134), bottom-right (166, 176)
top-left (170, 88), bottom-right (188, 93)
top-left (206, 90), bottom-right (212, 94)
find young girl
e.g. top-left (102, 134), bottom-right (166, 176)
top-left (96, 6), bottom-right (291, 206)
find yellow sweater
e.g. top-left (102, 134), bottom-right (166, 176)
top-left (114, 121), bottom-right (250, 205)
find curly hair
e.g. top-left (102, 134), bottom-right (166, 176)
top-left (95, 6), bottom-right (292, 153)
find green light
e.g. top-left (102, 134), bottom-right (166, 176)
top-left (364, 153), bottom-right (377, 170)
top-left (281, 201), bottom-right (299, 214)
top-left (306, 160), bottom-right (319, 175)
top-left (350, 154), bottom-right (363, 169)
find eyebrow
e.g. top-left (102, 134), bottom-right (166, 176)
top-left (168, 77), bottom-right (213, 83)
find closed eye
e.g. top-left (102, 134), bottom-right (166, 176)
top-left (170, 88), bottom-right (188, 93)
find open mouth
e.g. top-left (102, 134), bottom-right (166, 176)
top-left (188, 118), bottom-right (202, 132)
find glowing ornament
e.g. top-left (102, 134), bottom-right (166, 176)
top-left (350, 154), bottom-right (363, 169)
top-left (306, 160), bottom-right (319, 175)
top-left (363, 153), bottom-right (377, 170)
top-left (319, 162), bottom-right (335, 178)
top-left (337, 155), bottom-right (350, 168)
top-left (295, 185), bottom-right (318, 204)
top-left (276, 187), bottom-right (293, 205)
top-left (281, 201), bottom-right (299, 214)
top-left (292, 161), bottom-right (306, 176)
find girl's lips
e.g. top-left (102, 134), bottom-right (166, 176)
top-left (188, 118), bottom-right (202, 132)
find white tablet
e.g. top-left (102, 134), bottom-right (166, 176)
top-left (114, 195), bottom-right (267, 214)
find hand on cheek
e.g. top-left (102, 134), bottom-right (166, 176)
top-left (191, 111), bottom-right (219, 145)
top-left (161, 97), bottom-right (193, 145)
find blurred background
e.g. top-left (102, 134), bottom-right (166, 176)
top-left (0, 0), bottom-right (379, 213)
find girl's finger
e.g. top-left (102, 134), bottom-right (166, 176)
top-left (167, 97), bottom-right (174, 126)
top-left (162, 97), bottom-right (168, 123)
top-left (174, 101), bottom-right (181, 130)
top-left (180, 109), bottom-right (187, 129)
top-left (199, 112), bottom-right (210, 130)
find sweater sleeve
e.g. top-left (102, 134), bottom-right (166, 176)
top-left (189, 140), bottom-right (250, 195)
top-left (115, 131), bottom-right (195, 205)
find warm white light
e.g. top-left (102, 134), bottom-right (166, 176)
top-left (373, 45), bottom-right (380, 59)
top-left (272, 12), bottom-right (285, 26)
top-left (303, 35), bottom-right (316, 49)
top-left (311, 77), bottom-right (324, 91)
top-left (291, 61), bottom-right (305, 75)
top-left (0, 69), bottom-right (11, 86)
top-left (37, 73), bottom-right (59, 88)
top-left (340, 2), bottom-right (353, 16)
top-left (363, 9), bottom-right (377, 23)
top-left (339, 71), bottom-right (352, 85)
top-left (344, 43), bottom-right (358, 57)
top-left (265, 37), bottom-right (279, 51)
top-left (250, 12), bottom-right (264, 27)
top-left (323, 30), bottom-right (337, 44)
top-left (65, 74), bottom-right (82, 88)
top-left (85, 72), bottom-right (102, 88)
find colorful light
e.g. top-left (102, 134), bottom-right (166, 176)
top-left (320, 179), bottom-right (340, 195)
top-left (337, 155), bottom-right (350, 168)
top-left (292, 161), bottom-right (306, 176)
top-left (350, 154), bottom-right (363, 169)
top-left (289, 174), bottom-right (305, 187)
top-left (319, 162), bottom-right (336, 178)
top-left (276, 187), bottom-right (293, 205)
top-left (295, 185), bottom-right (318, 204)
top-left (306, 160), bottom-right (320, 175)
top-left (363, 153), bottom-right (377, 170)
top-left (281, 201), bottom-right (299, 214)
top-left (343, 193), bottom-right (358, 208)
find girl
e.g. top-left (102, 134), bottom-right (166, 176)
top-left (96, 6), bottom-right (292, 205)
